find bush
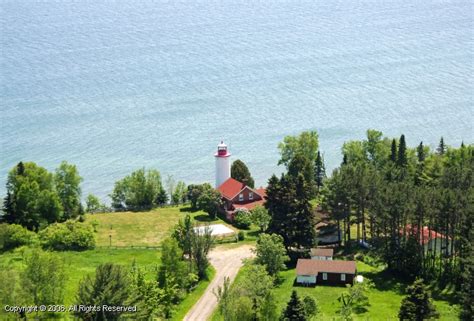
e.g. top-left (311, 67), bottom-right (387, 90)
top-left (0, 224), bottom-right (37, 251)
top-left (237, 231), bottom-right (245, 241)
top-left (234, 209), bottom-right (252, 229)
top-left (39, 220), bottom-right (95, 251)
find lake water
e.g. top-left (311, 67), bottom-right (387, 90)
top-left (1, 0), bottom-right (473, 201)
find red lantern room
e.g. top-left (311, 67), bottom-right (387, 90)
top-left (216, 141), bottom-right (229, 157)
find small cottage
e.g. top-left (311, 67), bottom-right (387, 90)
top-left (296, 259), bottom-right (356, 286)
top-left (310, 248), bottom-right (333, 260)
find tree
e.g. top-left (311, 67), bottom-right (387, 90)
top-left (85, 194), bottom-right (107, 213)
top-left (3, 162), bottom-right (63, 230)
top-left (338, 281), bottom-right (371, 320)
top-left (278, 131), bottom-right (319, 167)
top-left (110, 168), bottom-right (164, 210)
top-left (190, 226), bottom-right (214, 279)
top-left (54, 161), bottom-right (82, 219)
top-left (266, 174), bottom-right (316, 251)
top-left (391, 139), bottom-right (398, 163)
top-left (128, 262), bottom-right (163, 320)
top-left (172, 214), bottom-right (194, 256)
top-left (397, 134), bottom-right (407, 167)
top-left (187, 183), bottom-right (212, 210)
top-left (197, 187), bottom-right (223, 219)
top-left (75, 263), bottom-right (131, 321)
top-left (281, 290), bottom-right (307, 321)
top-left (398, 279), bottom-right (439, 321)
top-left (231, 160), bottom-right (255, 188)
top-left (22, 250), bottom-right (67, 311)
top-left (234, 209), bottom-right (252, 229)
top-left (252, 205), bottom-right (271, 232)
top-left (253, 233), bottom-right (289, 277)
top-left (437, 137), bottom-right (446, 155)
top-left (39, 220), bottom-right (95, 251)
top-left (157, 238), bottom-right (189, 293)
top-left (156, 186), bottom-right (168, 205)
top-left (172, 181), bottom-right (187, 205)
top-left (314, 151), bottom-right (326, 192)
top-left (303, 296), bottom-right (319, 319)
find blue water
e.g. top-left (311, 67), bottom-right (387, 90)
top-left (1, 0), bottom-right (473, 201)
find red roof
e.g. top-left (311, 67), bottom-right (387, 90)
top-left (217, 178), bottom-right (246, 199)
top-left (217, 178), bottom-right (266, 200)
top-left (233, 200), bottom-right (265, 211)
top-left (296, 259), bottom-right (356, 275)
top-left (403, 225), bottom-right (449, 245)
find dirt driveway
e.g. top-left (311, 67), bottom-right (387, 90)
top-left (183, 244), bottom-right (255, 321)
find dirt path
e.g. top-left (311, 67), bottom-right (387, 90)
top-left (183, 244), bottom-right (255, 321)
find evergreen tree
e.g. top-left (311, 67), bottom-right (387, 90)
top-left (437, 137), bottom-right (446, 155)
top-left (75, 263), bottom-right (131, 321)
top-left (281, 290), bottom-right (307, 321)
top-left (416, 142), bottom-right (425, 162)
top-left (391, 139), bottom-right (398, 163)
top-left (397, 135), bottom-right (407, 167)
top-left (156, 186), bottom-right (168, 205)
top-left (398, 279), bottom-right (438, 321)
top-left (266, 174), bottom-right (316, 251)
top-left (314, 151), bottom-right (326, 192)
top-left (231, 159), bottom-right (255, 188)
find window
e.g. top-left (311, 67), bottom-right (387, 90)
top-left (249, 192), bottom-right (253, 200)
top-left (239, 194), bottom-right (244, 201)
top-left (341, 273), bottom-right (346, 281)
top-left (322, 273), bottom-right (327, 280)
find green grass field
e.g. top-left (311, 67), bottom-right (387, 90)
top-left (87, 206), bottom-right (236, 247)
top-left (211, 261), bottom-right (459, 321)
top-left (0, 206), bottom-right (233, 320)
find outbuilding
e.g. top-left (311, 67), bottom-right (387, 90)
top-left (296, 259), bottom-right (356, 286)
top-left (310, 248), bottom-right (334, 260)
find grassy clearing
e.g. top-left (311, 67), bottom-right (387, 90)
top-left (87, 206), bottom-right (236, 247)
top-left (211, 261), bottom-right (459, 321)
top-left (1, 206), bottom-right (231, 320)
top-left (0, 247), bottom-right (160, 306)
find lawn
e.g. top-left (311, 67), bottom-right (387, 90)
top-left (87, 206), bottom-right (236, 247)
top-left (211, 261), bottom-right (459, 321)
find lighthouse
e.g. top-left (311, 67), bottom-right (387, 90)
top-left (215, 141), bottom-right (231, 187)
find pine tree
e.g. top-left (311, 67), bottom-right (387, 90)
top-left (266, 174), bottom-right (316, 251)
top-left (416, 142), bottom-right (425, 162)
top-left (281, 290), bottom-right (307, 321)
top-left (314, 151), bottom-right (326, 192)
top-left (75, 263), bottom-right (131, 321)
top-left (397, 135), bottom-right (407, 167)
top-left (390, 139), bottom-right (398, 163)
top-left (437, 137), bottom-right (446, 155)
top-left (398, 279), bottom-right (438, 321)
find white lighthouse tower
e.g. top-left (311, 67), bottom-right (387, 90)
top-left (215, 141), bottom-right (231, 187)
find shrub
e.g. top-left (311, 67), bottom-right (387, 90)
top-left (0, 223), bottom-right (37, 251)
top-left (39, 220), bottom-right (95, 251)
top-left (234, 209), bottom-right (252, 229)
top-left (237, 231), bottom-right (245, 241)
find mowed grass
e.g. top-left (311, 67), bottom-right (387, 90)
top-left (211, 261), bottom-right (459, 321)
top-left (87, 206), bottom-right (235, 247)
